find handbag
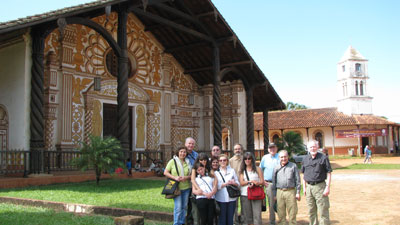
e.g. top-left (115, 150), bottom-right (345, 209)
top-left (218, 171), bottom-right (241, 198)
top-left (162, 159), bottom-right (181, 199)
top-left (244, 169), bottom-right (265, 200)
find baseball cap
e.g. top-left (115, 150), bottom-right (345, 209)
top-left (268, 142), bottom-right (277, 148)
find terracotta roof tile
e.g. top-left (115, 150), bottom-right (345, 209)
top-left (0, 0), bottom-right (114, 32)
top-left (254, 108), bottom-right (397, 130)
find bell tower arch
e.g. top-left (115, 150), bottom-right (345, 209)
top-left (337, 46), bottom-right (373, 115)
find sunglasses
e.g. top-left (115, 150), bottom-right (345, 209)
top-left (219, 159), bottom-right (227, 162)
top-left (245, 158), bottom-right (252, 160)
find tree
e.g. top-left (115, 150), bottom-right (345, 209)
top-left (286, 102), bottom-right (308, 110)
top-left (276, 131), bottom-right (307, 157)
top-left (73, 135), bottom-right (125, 185)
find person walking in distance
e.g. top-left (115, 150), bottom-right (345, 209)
top-left (259, 142), bottom-right (280, 225)
top-left (272, 150), bottom-right (301, 225)
top-left (363, 145), bottom-right (372, 164)
top-left (302, 140), bottom-right (332, 225)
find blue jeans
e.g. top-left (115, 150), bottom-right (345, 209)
top-left (174, 188), bottom-right (191, 225)
top-left (217, 200), bottom-right (236, 225)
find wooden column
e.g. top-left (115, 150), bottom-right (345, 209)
top-left (246, 87), bottom-right (255, 152)
top-left (263, 108), bottom-right (269, 155)
top-left (117, 8), bottom-right (130, 151)
top-left (29, 28), bottom-right (45, 151)
top-left (212, 44), bottom-right (222, 148)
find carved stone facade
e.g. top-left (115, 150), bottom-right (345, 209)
top-left (0, 105), bottom-right (8, 150)
top-left (0, 9), bottom-right (253, 156)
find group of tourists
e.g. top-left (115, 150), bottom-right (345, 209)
top-left (163, 137), bottom-right (332, 225)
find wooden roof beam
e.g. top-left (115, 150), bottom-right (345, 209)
top-left (185, 60), bottom-right (252, 73)
top-left (130, 8), bottom-right (213, 42)
top-left (153, 3), bottom-right (198, 24)
top-left (164, 40), bottom-right (209, 53)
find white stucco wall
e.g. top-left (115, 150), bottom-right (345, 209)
top-left (0, 38), bottom-right (31, 149)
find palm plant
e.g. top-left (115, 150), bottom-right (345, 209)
top-left (276, 131), bottom-right (306, 157)
top-left (73, 135), bottom-right (124, 185)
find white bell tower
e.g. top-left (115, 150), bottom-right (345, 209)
top-left (337, 46), bottom-right (373, 115)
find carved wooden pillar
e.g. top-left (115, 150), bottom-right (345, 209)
top-left (117, 8), bottom-right (129, 151)
top-left (246, 86), bottom-right (255, 152)
top-left (83, 93), bottom-right (94, 144)
top-left (212, 45), bottom-right (222, 148)
top-left (263, 108), bottom-right (269, 154)
top-left (44, 52), bottom-right (59, 150)
top-left (203, 85), bottom-right (213, 150)
top-left (56, 25), bottom-right (77, 151)
top-left (29, 28), bottom-right (45, 151)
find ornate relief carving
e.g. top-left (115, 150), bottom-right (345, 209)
top-left (99, 80), bottom-right (148, 101)
top-left (44, 30), bottom-right (60, 58)
top-left (0, 105), bottom-right (8, 150)
top-left (77, 13), bottom-right (159, 86)
top-left (177, 94), bottom-right (188, 107)
top-left (72, 103), bottom-right (84, 145)
top-left (92, 100), bottom-right (102, 137)
top-left (72, 77), bottom-right (92, 104)
top-left (151, 47), bottom-right (162, 87)
top-left (146, 114), bottom-right (160, 150)
top-left (44, 119), bottom-right (55, 149)
top-left (222, 93), bottom-right (233, 108)
top-left (171, 65), bottom-right (192, 91)
top-left (136, 105), bottom-right (146, 148)
top-left (222, 117), bottom-right (233, 131)
top-left (171, 127), bottom-right (193, 151)
top-left (145, 90), bottom-right (161, 113)
top-left (177, 111), bottom-right (192, 118)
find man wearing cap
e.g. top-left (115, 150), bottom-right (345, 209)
top-left (302, 140), bottom-right (332, 225)
top-left (260, 142), bottom-right (280, 225)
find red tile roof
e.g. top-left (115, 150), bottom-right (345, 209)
top-left (254, 108), bottom-right (398, 130)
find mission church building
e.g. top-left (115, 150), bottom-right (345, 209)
top-left (254, 46), bottom-right (400, 156)
top-left (0, 0), bottom-right (285, 176)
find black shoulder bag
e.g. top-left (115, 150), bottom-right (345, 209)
top-left (218, 171), bottom-right (241, 198)
top-left (162, 159), bottom-right (181, 199)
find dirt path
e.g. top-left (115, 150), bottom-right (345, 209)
top-left (262, 157), bottom-right (400, 225)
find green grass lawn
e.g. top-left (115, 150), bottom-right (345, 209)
top-left (0, 203), bottom-right (171, 225)
top-left (0, 178), bottom-right (174, 213)
top-left (0, 203), bottom-right (114, 225)
top-left (336, 163), bottom-right (400, 170)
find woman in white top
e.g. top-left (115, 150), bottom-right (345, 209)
top-left (193, 162), bottom-right (217, 225)
top-left (215, 154), bottom-right (239, 225)
top-left (239, 152), bottom-right (264, 225)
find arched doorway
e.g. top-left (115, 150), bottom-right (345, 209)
top-left (222, 127), bottom-right (231, 150)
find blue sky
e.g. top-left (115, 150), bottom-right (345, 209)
top-left (1, 0), bottom-right (399, 122)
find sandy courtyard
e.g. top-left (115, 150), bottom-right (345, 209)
top-left (262, 157), bottom-right (400, 225)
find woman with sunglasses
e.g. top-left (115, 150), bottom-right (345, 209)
top-left (238, 152), bottom-right (264, 225)
top-left (239, 152), bottom-right (264, 225)
top-left (215, 154), bottom-right (239, 225)
top-left (164, 147), bottom-right (191, 225)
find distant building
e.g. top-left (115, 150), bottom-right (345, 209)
top-left (254, 46), bottom-right (399, 156)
